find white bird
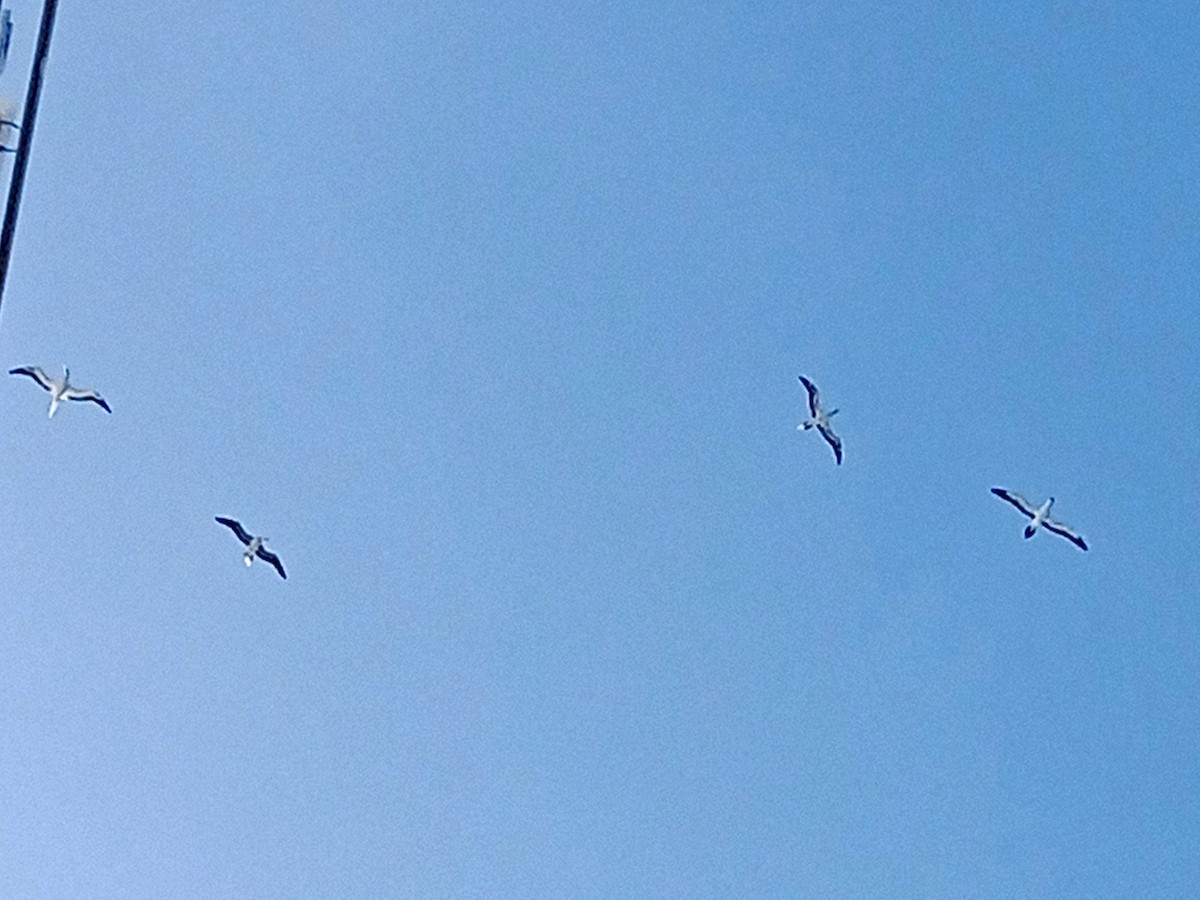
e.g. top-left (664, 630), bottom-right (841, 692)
top-left (215, 516), bottom-right (287, 579)
top-left (797, 375), bottom-right (842, 465)
top-left (990, 487), bottom-right (1088, 551)
top-left (9, 365), bottom-right (111, 417)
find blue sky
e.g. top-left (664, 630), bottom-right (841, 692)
top-left (0, 1), bottom-right (1197, 896)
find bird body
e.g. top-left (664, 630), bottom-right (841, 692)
top-left (1024, 498), bottom-right (1053, 539)
top-left (9, 365), bottom-right (111, 417)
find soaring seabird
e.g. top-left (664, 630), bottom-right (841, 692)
top-left (215, 516), bottom-right (287, 579)
top-left (9, 365), bottom-right (111, 417)
top-left (797, 375), bottom-right (842, 465)
top-left (990, 487), bottom-right (1088, 551)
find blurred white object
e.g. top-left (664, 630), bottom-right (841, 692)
top-left (0, 8), bottom-right (11, 77)
top-left (0, 96), bottom-right (15, 153)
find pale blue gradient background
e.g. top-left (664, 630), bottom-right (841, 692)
top-left (0, 2), bottom-right (1196, 896)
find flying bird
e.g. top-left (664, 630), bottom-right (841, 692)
top-left (990, 487), bottom-right (1088, 551)
top-left (215, 516), bottom-right (287, 579)
top-left (9, 365), bottom-right (111, 417)
top-left (797, 375), bottom-right (842, 465)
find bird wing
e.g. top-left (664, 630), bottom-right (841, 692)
top-left (817, 423), bottom-right (843, 465)
top-left (1042, 517), bottom-right (1088, 551)
top-left (62, 388), bottom-right (111, 413)
top-left (797, 375), bottom-right (820, 417)
top-left (256, 546), bottom-right (287, 580)
top-left (990, 487), bottom-right (1037, 519)
top-left (9, 365), bottom-right (53, 391)
top-left (215, 516), bottom-right (253, 546)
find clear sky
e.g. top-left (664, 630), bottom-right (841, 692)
top-left (0, 1), bottom-right (1197, 896)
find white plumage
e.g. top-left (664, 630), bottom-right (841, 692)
top-left (9, 365), bottom-right (111, 417)
top-left (991, 488), bottom-right (1088, 551)
top-left (797, 375), bottom-right (842, 465)
top-left (215, 517), bottom-right (287, 579)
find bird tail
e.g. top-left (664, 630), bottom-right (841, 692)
top-left (1024, 525), bottom-right (1036, 539)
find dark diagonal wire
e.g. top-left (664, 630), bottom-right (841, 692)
top-left (0, 0), bottom-right (59, 321)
